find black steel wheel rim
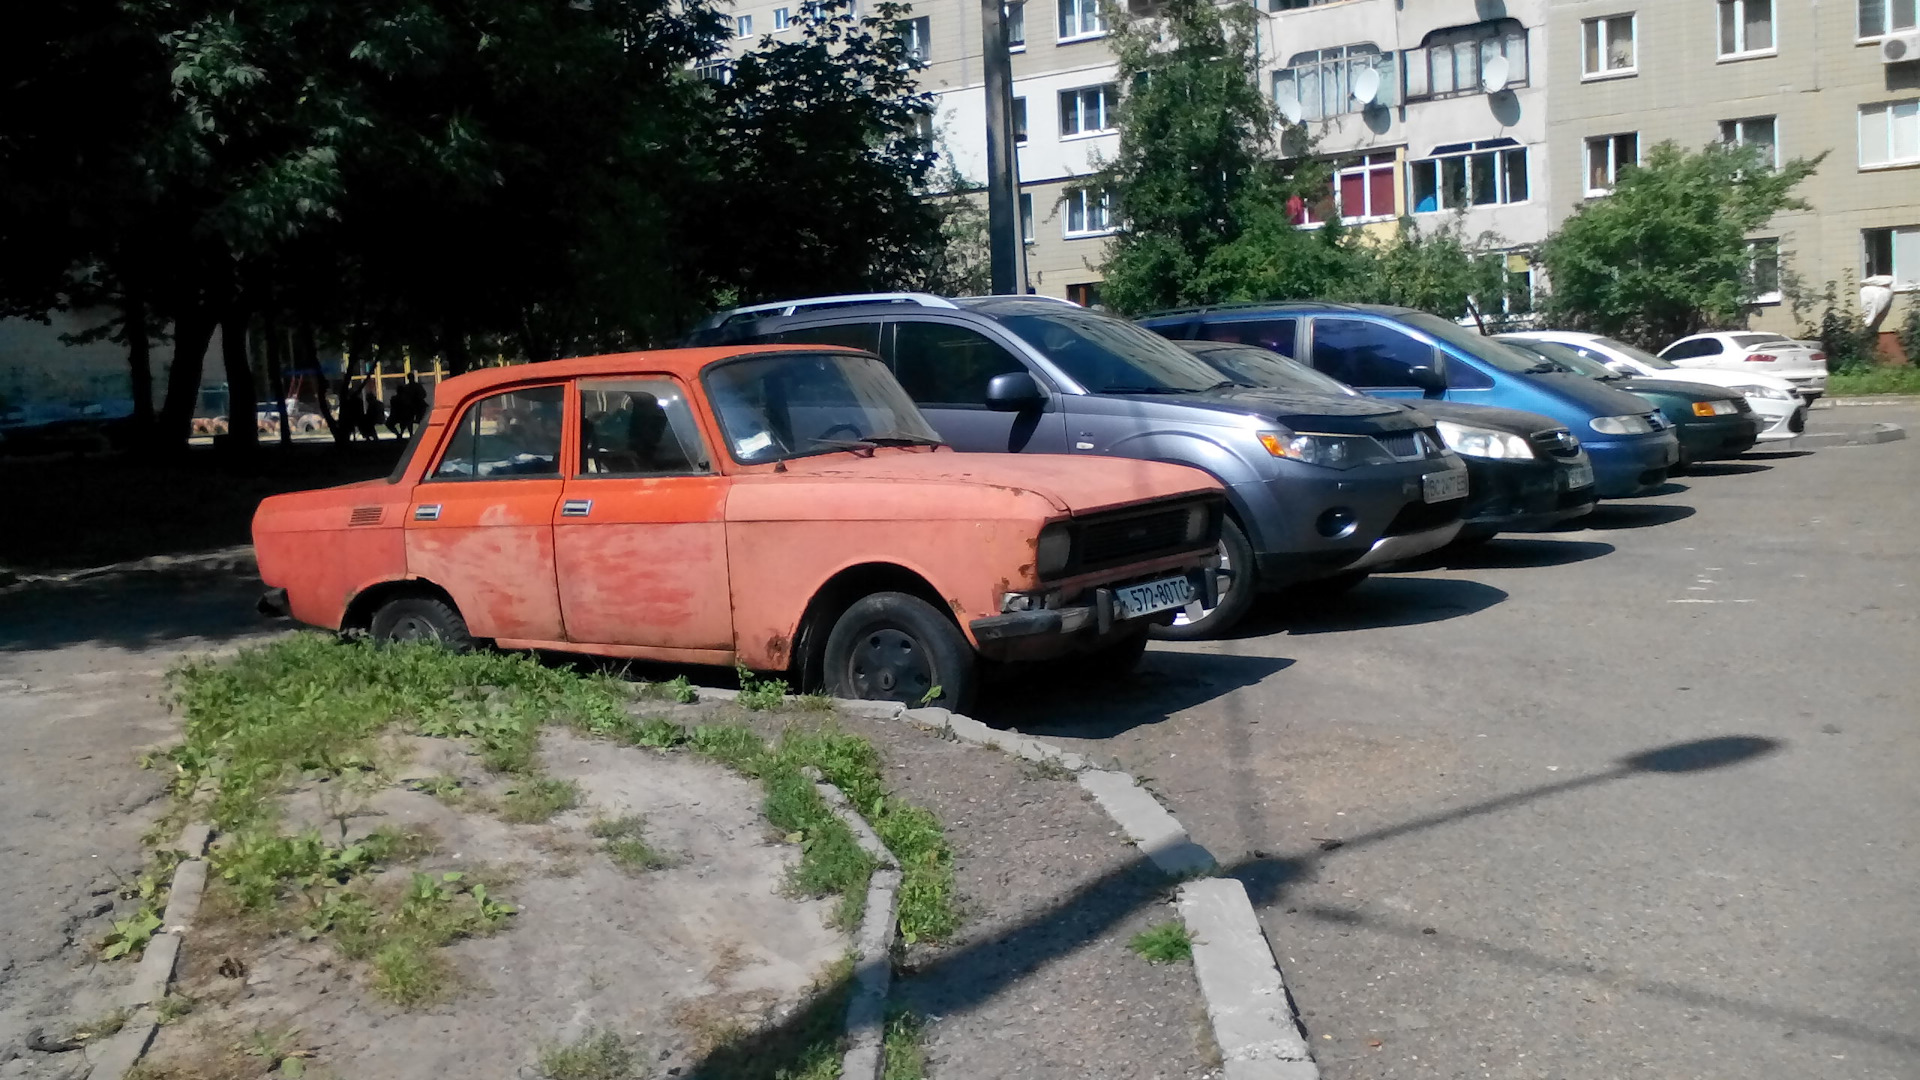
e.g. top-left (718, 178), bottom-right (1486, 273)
top-left (388, 614), bottom-right (438, 642)
top-left (848, 626), bottom-right (934, 703)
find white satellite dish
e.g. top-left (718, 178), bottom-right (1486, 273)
top-left (1351, 66), bottom-right (1381, 105)
top-left (1481, 55), bottom-right (1511, 93)
top-left (1276, 85), bottom-right (1304, 123)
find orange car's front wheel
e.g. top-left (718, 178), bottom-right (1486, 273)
top-left (823, 592), bottom-right (974, 713)
top-left (368, 594), bottom-right (474, 652)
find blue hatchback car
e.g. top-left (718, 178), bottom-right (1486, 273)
top-left (1140, 303), bottom-right (1680, 498)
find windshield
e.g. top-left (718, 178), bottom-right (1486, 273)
top-left (1589, 335), bottom-right (1676, 370)
top-left (1502, 338), bottom-right (1618, 380)
top-left (995, 309), bottom-right (1229, 393)
top-left (1398, 312), bottom-right (1552, 375)
top-left (702, 352), bottom-right (944, 465)
top-left (1184, 343), bottom-right (1361, 396)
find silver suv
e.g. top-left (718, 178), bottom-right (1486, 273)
top-left (687, 293), bottom-right (1469, 638)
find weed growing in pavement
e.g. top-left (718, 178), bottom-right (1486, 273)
top-left (1129, 920), bottom-right (1194, 964)
top-left (735, 665), bottom-right (789, 710)
top-left (242, 1027), bottom-right (314, 1075)
top-left (792, 692), bottom-right (834, 712)
top-left (501, 777), bottom-right (582, 823)
top-left (154, 993), bottom-right (196, 1025)
top-left (882, 1011), bottom-right (929, 1080)
top-left (69, 1007), bottom-right (131, 1042)
top-left (538, 1028), bottom-right (637, 1079)
top-left (636, 674), bottom-right (699, 704)
top-left (588, 816), bottom-right (669, 872)
top-left (1021, 756), bottom-right (1075, 782)
top-left (99, 907), bottom-right (162, 960)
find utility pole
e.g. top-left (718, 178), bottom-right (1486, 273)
top-left (980, 0), bottom-right (1026, 294)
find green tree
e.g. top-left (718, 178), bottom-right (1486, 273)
top-left (1538, 140), bottom-right (1820, 349)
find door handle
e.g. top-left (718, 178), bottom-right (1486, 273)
top-left (413, 504), bottom-right (441, 521)
top-left (561, 499), bottom-right (593, 518)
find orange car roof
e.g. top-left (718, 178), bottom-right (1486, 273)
top-left (425, 344), bottom-right (861, 402)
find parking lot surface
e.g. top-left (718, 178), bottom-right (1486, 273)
top-left (990, 402), bottom-right (1920, 1079)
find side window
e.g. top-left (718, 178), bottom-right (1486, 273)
top-left (1444, 356), bottom-right (1494, 389)
top-left (1663, 338), bottom-right (1721, 359)
top-left (1199, 319), bottom-right (1298, 356)
top-left (577, 379), bottom-right (710, 476)
top-left (1310, 319), bottom-right (1436, 388)
top-left (432, 385), bottom-right (564, 479)
top-left (772, 322), bottom-right (882, 354)
top-left (890, 321), bottom-right (1028, 407)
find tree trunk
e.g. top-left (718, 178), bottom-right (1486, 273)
top-left (125, 295), bottom-right (154, 430)
top-left (157, 310), bottom-right (216, 450)
top-left (296, 326), bottom-right (345, 445)
top-left (443, 330), bottom-right (472, 377)
top-left (221, 310), bottom-right (259, 453)
top-left (263, 321), bottom-right (292, 447)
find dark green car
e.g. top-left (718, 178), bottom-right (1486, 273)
top-left (1500, 338), bottom-right (1759, 468)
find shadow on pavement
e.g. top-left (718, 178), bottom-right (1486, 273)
top-left (978, 651), bottom-right (1293, 738)
top-left (1394, 537), bottom-right (1615, 573)
top-left (1614, 480), bottom-right (1689, 498)
top-left (695, 733), bottom-right (1920, 1074)
top-left (1745, 449), bottom-right (1814, 461)
top-left (1239, 576), bottom-right (1508, 637)
top-left (0, 572), bottom-right (272, 656)
top-left (1554, 502), bottom-right (1697, 531)
top-left (1682, 461), bottom-right (1772, 477)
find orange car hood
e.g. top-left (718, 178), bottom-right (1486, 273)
top-left (776, 450), bottom-right (1219, 516)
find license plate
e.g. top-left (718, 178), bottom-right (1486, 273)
top-left (1565, 462), bottom-right (1594, 490)
top-left (1113, 575), bottom-right (1195, 620)
top-left (1422, 468), bottom-right (1468, 503)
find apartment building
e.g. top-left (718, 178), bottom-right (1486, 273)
top-left (1262, 0), bottom-right (1551, 313)
top-left (1543, 0), bottom-right (1920, 335)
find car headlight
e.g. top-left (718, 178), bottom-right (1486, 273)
top-left (1255, 429), bottom-right (1391, 470)
top-left (1589, 414), bottom-right (1659, 435)
top-left (1690, 400), bottom-right (1739, 417)
top-left (1433, 419), bottom-right (1536, 461)
top-left (1035, 523), bottom-right (1072, 578)
top-left (1733, 384), bottom-right (1795, 401)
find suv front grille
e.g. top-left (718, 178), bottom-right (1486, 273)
top-left (1067, 498), bottom-right (1222, 576)
top-left (1530, 429), bottom-right (1582, 458)
top-left (1377, 428), bottom-right (1446, 461)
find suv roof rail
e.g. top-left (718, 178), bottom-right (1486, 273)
top-left (701, 292), bottom-right (961, 329)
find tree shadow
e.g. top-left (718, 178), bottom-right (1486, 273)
top-left (1393, 538), bottom-right (1615, 573)
top-left (1233, 576), bottom-right (1508, 637)
top-left (1553, 503), bottom-right (1696, 531)
top-left (0, 571), bottom-right (274, 656)
top-left (978, 651), bottom-right (1293, 738)
top-left (1681, 461), bottom-right (1772, 476)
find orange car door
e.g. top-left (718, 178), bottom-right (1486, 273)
top-left (405, 384), bottom-right (567, 641)
top-left (553, 377), bottom-right (733, 651)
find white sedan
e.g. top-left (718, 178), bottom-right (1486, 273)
top-left (1500, 330), bottom-right (1807, 443)
top-left (1657, 331), bottom-right (1828, 399)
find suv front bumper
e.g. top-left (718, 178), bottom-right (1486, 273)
top-left (1233, 456), bottom-right (1470, 586)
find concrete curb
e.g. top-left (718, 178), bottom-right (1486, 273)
top-left (1811, 394), bottom-right (1920, 408)
top-left (1796, 421), bottom-right (1907, 447)
top-left (812, 778), bottom-right (901, 1080)
top-left (86, 820), bottom-right (214, 1080)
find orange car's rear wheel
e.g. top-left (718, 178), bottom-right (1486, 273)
top-left (823, 592), bottom-right (974, 712)
top-left (369, 595), bottom-right (474, 652)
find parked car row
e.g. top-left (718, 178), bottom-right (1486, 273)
top-left (252, 291), bottom-right (1812, 712)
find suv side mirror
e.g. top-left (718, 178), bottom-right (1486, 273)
top-left (1606, 361), bottom-right (1634, 376)
top-left (985, 371), bottom-right (1047, 412)
top-left (1407, 362), bottom-right (1447, 393)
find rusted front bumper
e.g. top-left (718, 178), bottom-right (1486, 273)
top-left (969, 567), bottom-right (1218, 662)
top-left (257, 587), bottom-right (292, 619)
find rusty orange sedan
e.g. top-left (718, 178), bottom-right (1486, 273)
top-left (253, 346), bottom-right (1224, 709)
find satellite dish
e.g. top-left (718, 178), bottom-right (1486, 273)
top-left (1351, 67), bottom-right (1381, 105)
top-left (1481, 55), bottom-right (1510, 93)
top-left (1276, 85), bottom-right (1303, 123)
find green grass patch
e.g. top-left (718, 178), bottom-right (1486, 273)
top-left (539, 1028), bottom-right (637, 1079)
top-left (1128, 920), bottom-right (1193, 964)
top-left (588, 815), bottom-right (669, 872)
top-left (501, 777), bottom-right (582, 824)
top-left (882, 1012), bottom-right (929, 1080)
top-left (1827, 367), bottom-right (1920, 396)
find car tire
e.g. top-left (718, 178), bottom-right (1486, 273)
top-left (368, 595), bottom-right (475, 652)
top-left (823, 592), bottom-right (975, 712)
top-left (1151, 516), bottom-right (1256, 642)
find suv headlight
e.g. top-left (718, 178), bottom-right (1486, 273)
top-left (1035, 523), bottom-right (1072, 578)
top-left (1733, 384), bottom-right (1795, 401)
top-left (1590, 414), bottom-right (1658, 435)
top-left (1256, 429), bottom-right (1392, 470)
top-left (1433, 420), bottom-right (1536, 460)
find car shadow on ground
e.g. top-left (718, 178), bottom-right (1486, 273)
top-left (0, 572), bottom-right (273, 657)
top-left (1681, 462), bottom-right (1772, 477)
top-left (1745, 449), bottom-right (1814, 461)
top-left (1613, 480), bottom-right (1689, 498)
top-left (1551, 502), bottom-right (1697, 531)
top-left (977, 651), bottom-right (1293, 738)
top-left (1228, 576), bottom-right (1508, 638)
top-left (1392, 537), bottom-right (1615, 573)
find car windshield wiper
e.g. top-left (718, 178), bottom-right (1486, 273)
top-left (1099, 384), bottom-right (1203, 394)
top-left (1522, 363), bottom-right (1559, 374)
top-left (861, 430), bottom-right (944, 446)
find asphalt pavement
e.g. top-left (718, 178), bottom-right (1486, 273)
top-left (988, 403), bottom-right (1920, 1080)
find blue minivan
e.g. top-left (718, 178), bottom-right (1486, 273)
top-left (1140, 303), bottom-right (1680, 498)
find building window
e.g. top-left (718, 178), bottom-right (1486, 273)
top-left (1006, 1), bottom-right (1025, 48)
top-left (912, 113), bottom-right (934, 142)
top-left (1408, 141), bottom-right (1528, 213)
top-left (1057, 0), bottom-right (1107, 41)
top-left (1864, 225), bottom-right (1920, 288)
top-left (735, 14), bottom-right (752, 36)
top-left (900, 16), bottom-right (930, 62)
top-left (773, 7), bottom-right (791, 29)
top-left (1274, 45), bottom-right (1397, 122)
top-left (1405, 21), bottom-right (1529, 101)
top-left (1859, 99), bottom-right (1920, 168)
top-left (1860, 0), bottom-right (1919, 39)
top-left (1013, 97), bottom-right (1028, 144)
top-left (1063, 187), bottom-right (1117, 236)
top-left (1748, 239), bottom-right (1782, 303)
top-left (1718, 0), bottom-right (1774, 57)
top-left (1292, 153), bottom-right (1399, 224)
top-left (695, 59), bottom-right (734, 83)
top-left (1585, 132), bottom-right (1639, 194)
top-left (1582, 14), bottom-right (1637, 77)
top-left (1066, 282), bottom-right (1103, 307)
top-left (1270, 0), bottom-right (1341, 9)
top-left (1059, 85), bottom-right (1117, 137)
top-left (1721, 116), bottom-right (1778, 167)
top-left (1020, 193), bottom-right (1035, 243)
